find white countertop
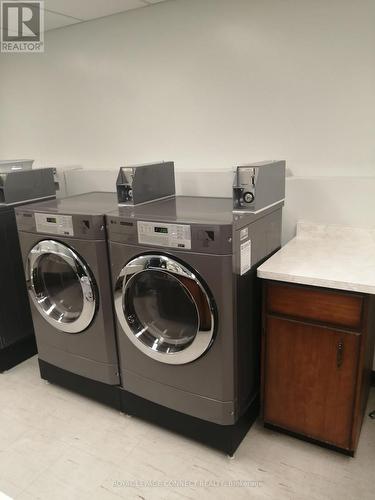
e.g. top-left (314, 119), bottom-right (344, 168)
top-left (257, 221), bottom-right (375, 294)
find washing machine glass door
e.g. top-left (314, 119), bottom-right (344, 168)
top-left (28, 240), bottom-right (97, 333)
top-left (115, 254), bottom-right (215, 365)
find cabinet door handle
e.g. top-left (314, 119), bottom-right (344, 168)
top-left (337, 340), bottom-right (344, 368)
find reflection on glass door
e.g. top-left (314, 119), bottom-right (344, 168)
top-left (115, 254), bottom-right (215, 364)
top-left (28, 240), bottom-right (97, 333)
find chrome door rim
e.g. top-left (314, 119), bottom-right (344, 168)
top-left (114, 254), bottom-right (215, 365)
top-left (27, 240), bottom-right (97, 334)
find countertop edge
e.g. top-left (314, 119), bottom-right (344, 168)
top-left (257, 270), bottom-right (375, 295)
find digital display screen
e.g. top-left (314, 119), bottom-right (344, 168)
top-left (154, 227), bottom-right (168, 234)
top-left (47, 217), bottom-right (57, 223)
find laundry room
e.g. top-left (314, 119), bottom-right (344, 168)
top-left (0, 0), bottom-right (374, 499)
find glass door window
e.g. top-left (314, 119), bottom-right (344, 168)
top-left (115, 254), bottom-right (215, 365)
top-left (28, 240), bottom-right (97, 333)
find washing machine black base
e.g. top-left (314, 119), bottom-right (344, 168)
top-left (120, 389), bottom-right (260, 456)
top-left (38, 359), bottom-right (121, 410)
top-left (0, 336), bottom-right (37, 373)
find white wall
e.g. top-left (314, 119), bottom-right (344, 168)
top-left (0, 0), bottom-right (374, 176)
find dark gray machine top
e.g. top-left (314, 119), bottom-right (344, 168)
top-left (107, 196), bottom-right (234, 225)
top-left (106, 195), bottom-right (283, 256)
top-left (107, 194), bottom-right (283, 262)
top-left (107, 196), bottom-right (234, 254)
top-left (16, 192), bottom-right (118, 240)
top-left (16, 191), bottom-right (117, 216)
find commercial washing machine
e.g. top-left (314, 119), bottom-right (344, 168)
top-left (107, 195), bottom-right (283, 454)
top-left (16, 192), bottom-right (120, 408)
top-left (0, 162), bottom-right (55, 372)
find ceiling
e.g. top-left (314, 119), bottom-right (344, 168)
top-left (42, 0), bottom-right (169, 31)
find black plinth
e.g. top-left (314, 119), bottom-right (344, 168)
top-left (0, 335), bottom-right (37, 372)
top-left (38, 359), bottom-right (121, 410)
top-left (120, 389), bottom-right (260, 456)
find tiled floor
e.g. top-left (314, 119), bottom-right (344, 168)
top-left (0, 357), bottom-right (374, 500)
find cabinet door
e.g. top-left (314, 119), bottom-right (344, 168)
top-left (264, 316), bottom-right (360, 449)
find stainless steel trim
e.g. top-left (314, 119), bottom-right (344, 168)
top-left (27, 240), bottom-right (97, 334)
top-left (3, 195), bottom-right (56, 207)
top-left (114, 254), bottom-right (215, 365)
top-left (118, 194), bottom-right (176, 207)
top-left (232, 198), bottom-right (285, 215)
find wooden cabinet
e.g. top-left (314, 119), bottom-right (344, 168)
top-left (262, 281), bottom-right (375, 455)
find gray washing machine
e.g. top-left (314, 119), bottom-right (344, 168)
top-left (16, 192), bottom-right (120, 408)
top-left (107, 195), bottom-right (282, 454)
top-left (0, 165), bottom-right (55, 372)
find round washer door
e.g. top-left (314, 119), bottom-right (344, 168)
top-left (27, 240), bottom-right (97, 334)
top-left (115, 254), bottom-right (216, 365)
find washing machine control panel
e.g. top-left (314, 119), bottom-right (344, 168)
top-left (35, 213), bottom-right (74, 236)
top-left (137, 221), bottom-right (191, 249)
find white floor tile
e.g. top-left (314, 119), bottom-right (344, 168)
top-left (0, 478), bottom-right (22, 499)
top-left (0, 357), bottom-right (374, 500)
